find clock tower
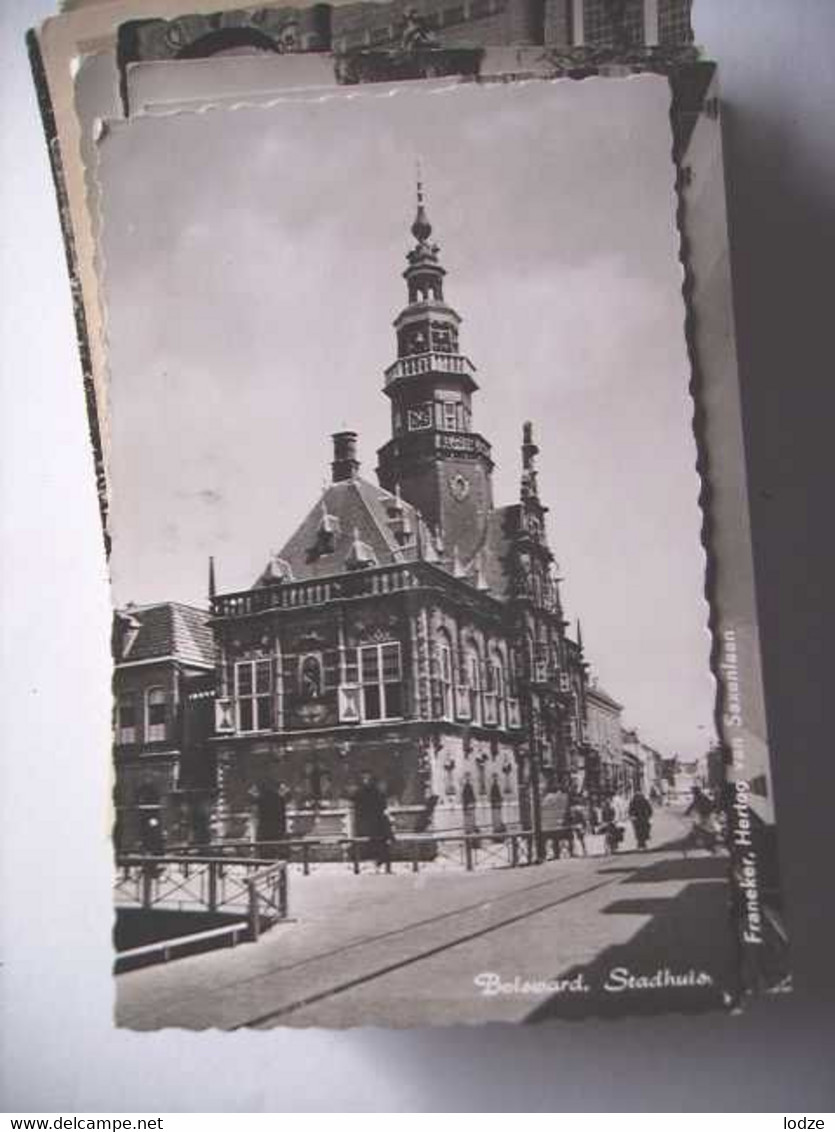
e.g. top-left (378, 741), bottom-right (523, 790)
top-left (376, 180), bottom-right (494, 565)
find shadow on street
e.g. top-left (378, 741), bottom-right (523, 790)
top-left (525, 855), bottom-right (736, 1022)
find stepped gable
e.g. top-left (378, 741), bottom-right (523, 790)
top-left (255, 476), bottom-right (421, 585)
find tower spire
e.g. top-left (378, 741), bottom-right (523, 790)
top-left (412, 160), bottom-right (432, 245)
top-left (521, 420), bottom-right (540, 502)
top-left (376, 179), bottom-right (493, 564)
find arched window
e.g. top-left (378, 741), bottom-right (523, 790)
top-left (489, 650), bottom-right (505, 700)
top-left (487, 649), bottom-right (505, 727)
top-left (466, 647), bottom-right (482, 724)
top-left (437, 632), bottom-right (454, 720)
top-left (145, 686), bottom-right (167, 743)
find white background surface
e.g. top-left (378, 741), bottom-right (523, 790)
top-left (1, 0), bottom-right (834, 1113)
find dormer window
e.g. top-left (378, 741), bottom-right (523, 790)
top-left (345, 527), bottom-right (378, 570)
top-left (263, 554), bottom-right (294, 583)
top-left (309, 503), bottom-right (340, 560)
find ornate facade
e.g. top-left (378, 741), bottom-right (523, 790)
top-left (207, 185), bottom-right (590, 848)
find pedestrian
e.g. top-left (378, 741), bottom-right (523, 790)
top-left (461, 774), bottom-right (478, 836)
top-left (415, 793), bottom-right (439, 834)
top-left (540, 779), bottom-right (569, 860)
top-left (569, 793), bottom-right (588, 857)
top-left (601, 794), bottom-right (622, 854)
top-left (628, 788), bottom-right (653, 849)
top-left (254, 779), bottom-right (288, 858)
top-left (354, 771), bottom-right (393, 870)
top-left (684, 785), bottom-right (719, 855)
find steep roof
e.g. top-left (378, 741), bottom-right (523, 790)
top-left (255, 476), bottom-right (422, 585)
top-left (480, 505), bottom-right (519, 601)
top-left (114, 602), bottom-right (214, 669)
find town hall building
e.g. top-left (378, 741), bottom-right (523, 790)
top-left (202, 183), bottom-right (591, 847)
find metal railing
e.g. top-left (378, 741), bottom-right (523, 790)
top-left (165, 827), bottom-right (586, 875)
top-left (114, 854), bottom-right (289, 933)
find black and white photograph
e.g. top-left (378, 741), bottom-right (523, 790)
top-left (7, 0), bottom-right (835, 1113)
top-left (88, 67), bottom-right (782, 1029)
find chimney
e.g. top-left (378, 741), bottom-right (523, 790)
top-left (331, 430), bottom-right (360, 483)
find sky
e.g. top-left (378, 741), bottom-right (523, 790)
top-left (98, 74), bottom-right (715, 761)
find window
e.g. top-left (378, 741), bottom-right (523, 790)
top-left (583, 0), bottom-right (644, 47)
top-left (145, 687), bottom-right (167, 743)
top-left (438, 636), bottom-right (454, 720)
top-left (431, 323), bottom-right (454, 352)
top-left (441, 401), bottom-right (458, 432)
top-left (467, 649), bottom-right (482, 724)
top-left (359, 642), bottom-right (403, 721)
top-left (344, 647), bottom-right (359, 686)
top-left (235, 659), bottom-right (273, 733)
top-left (658, 0), bottom-right (691, 45)
top-left (117, 693), bottom-right (137, 744)
top-left (489, 654), bottom-right (505, 700)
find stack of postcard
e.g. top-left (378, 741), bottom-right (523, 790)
top-left (28, 0), bottom-right (789, 1029)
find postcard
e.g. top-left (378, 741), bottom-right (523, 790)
top-left (27, 0), bottom-right (787, 1029)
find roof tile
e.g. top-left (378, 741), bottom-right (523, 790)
top-left (115, 603), bottom-right (214, 668)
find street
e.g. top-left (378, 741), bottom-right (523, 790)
top-left (116, 808), bottom-right (736, 1029)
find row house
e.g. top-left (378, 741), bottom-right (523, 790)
top-left (112, 602), bottom-right (215, 850)
top-left (585, 681), bottom-right (624, 793)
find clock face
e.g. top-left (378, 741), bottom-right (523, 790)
top-left (407, 404), bottom-right (433, 431)
top-left (449, 473), bottom-right (470, 501)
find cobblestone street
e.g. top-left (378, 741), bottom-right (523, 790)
top-left (116, 807), bottom-right (735, 1029)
